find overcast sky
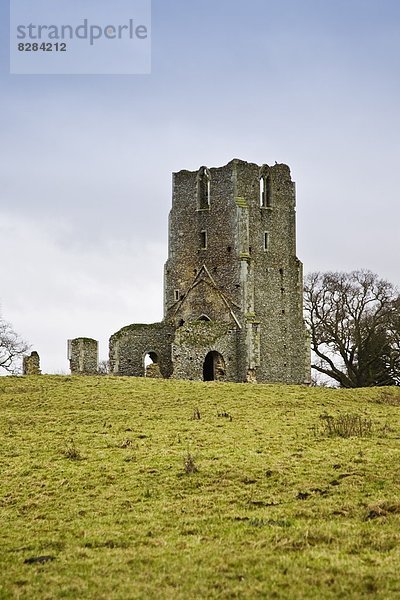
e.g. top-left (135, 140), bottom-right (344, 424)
top-left (1, 0), bottom-right (400, 373)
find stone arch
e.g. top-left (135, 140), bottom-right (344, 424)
top-left (203, 351), bottom-right (226, 381)
top-left (197, 314), bottom-right (211, 322)
top-left (144, 351), bottom-right (162, 378)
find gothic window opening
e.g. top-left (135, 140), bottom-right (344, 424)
top-left (174, 289), bottom-right (180, 301)
top-left (201, 230), bottom-right (207, 249)
top-left (198, 166), bottom-right (211, 209)
top-left (264, 232), bottom-right (270, 251)
top-left (260, 175), bottom-right (272, 207)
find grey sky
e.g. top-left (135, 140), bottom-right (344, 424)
top-left (1, 0), bottom-right (400, 372)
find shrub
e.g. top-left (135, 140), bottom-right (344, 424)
top-left (319, 413), bottom-right (372, 438)
top-left (374, 390), bottom-right (400, 406)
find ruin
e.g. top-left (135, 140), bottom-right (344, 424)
top-left (109, 159), bottom-right (311, 384)
top-left (68, 337), bottom-right (98, 375)
top-left (23, 351), bottom-right (41, 375)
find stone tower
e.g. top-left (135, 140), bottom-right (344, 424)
top-left (110, 159), bottom-right (310, 384)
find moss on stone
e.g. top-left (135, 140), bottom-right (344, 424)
top-left (245, 313), bottom-right (261, 323)
top-left (111, 322), bottom-right (165, 341)
top-left (176, 321), bottom-right (233, 347)
top-left (235, 196), bottom-right (248, 208)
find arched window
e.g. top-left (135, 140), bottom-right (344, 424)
top-left (198, 314), bottom-right (211, 321)
top-left (198, 166), bottom-right (211, 209)
top-left (200, 230), bottom-right (207, 249)
top-left (259, 165), bottom-right (272, 208)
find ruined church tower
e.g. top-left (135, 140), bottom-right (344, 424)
top-left (164, 158), bottom-right (309, 383)
top-left (109, 159), bottom-right (310, 384)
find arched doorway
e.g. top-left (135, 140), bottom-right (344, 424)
top-left (144, 351), bottom-right (161, 378)
top-left (203, 351), bottom-right (225, 381)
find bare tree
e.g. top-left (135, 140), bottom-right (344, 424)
top-left (382, 296), bottom-right (400, 385)
top-left (304, 270), bottom-right (400, 387)
top-left (98, 359), bottom-right (110, 375)
top-left (0, 317), bottom-right (29, 373)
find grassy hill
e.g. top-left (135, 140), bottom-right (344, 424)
top-left (0, 376), bottom-right (399, 599)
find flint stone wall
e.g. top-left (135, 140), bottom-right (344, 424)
top-left (68, 338), bottom-right (98, 375)
top-left (172, 321), bottom-right (238, 381)
top-left (23, 351), bottom-right (41, 375)
top-left (109, 159), bottom-right (311, 384)
top-left (109, 323), bottom-right (174, 378)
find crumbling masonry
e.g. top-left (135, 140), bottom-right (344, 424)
top-left (68, 337), bottom-right (98, 375)
top-left (23, 351), bottom-right (41, 375)
top-left (109, 159), bottom-right (311, 384)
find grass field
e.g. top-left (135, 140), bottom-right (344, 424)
top-left (1, 376), bottom-right (400, 599)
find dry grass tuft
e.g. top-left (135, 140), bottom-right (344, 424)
top-left (63, 439), bottom-right (83, 460)
top-left (319, 413), bottom-right (372, 438)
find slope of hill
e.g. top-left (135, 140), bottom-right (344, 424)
top-left (1, 376), bottom-right (399, 599)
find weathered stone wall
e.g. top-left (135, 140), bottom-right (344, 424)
top-left (68, 338), bottom-right (98, 375)
top-left (164, 159), bottom-right (310, 384)
top-left (109, 158), bottom-right (310, 384)
top-left (172, 321), bottom-right (238, 382)
top-left (109, 323), bottom-right (174, 377)
top-left (164, 163), bottom-right (241, 326)
top-left (235, 161), bottom-right (310, 383)
top-left (23, 351), bottom-right (41, 375)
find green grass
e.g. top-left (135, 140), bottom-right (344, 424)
top-left (1, 376), bottom-right (400, 599)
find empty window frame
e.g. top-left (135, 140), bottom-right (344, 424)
top-left (198, 166), bottom-right (211, 209)
top-left (260, 175), bottom-right (272, 207)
